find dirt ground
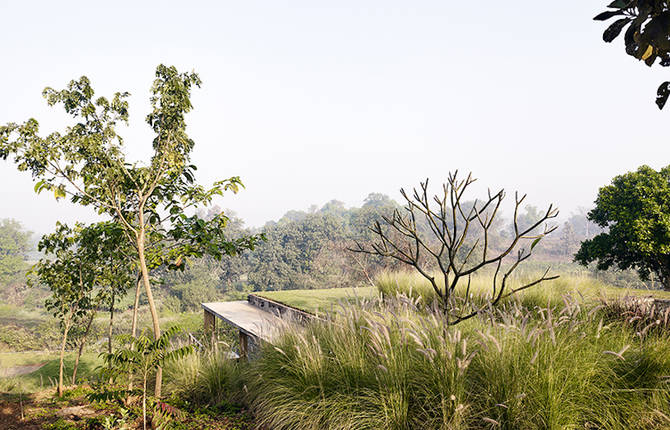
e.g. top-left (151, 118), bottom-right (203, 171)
top-left (0, 387), bottom-right (253, 430)
top-left (0, 393), bottom-right (59, 430)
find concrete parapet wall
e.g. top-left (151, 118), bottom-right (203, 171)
top-left (248, 294), bottom-right (317, 324)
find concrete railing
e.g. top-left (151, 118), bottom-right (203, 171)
top-left (247, 294), bottom-right (317, 324)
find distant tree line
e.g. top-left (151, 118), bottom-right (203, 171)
top-left (5, 169), bottom-right (666, 318)
top-left (153, 194), bottom-right (611, 311)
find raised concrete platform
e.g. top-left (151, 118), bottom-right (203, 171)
top-left (201, 300), bottom-right (284, 343)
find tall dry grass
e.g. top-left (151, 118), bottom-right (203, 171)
top-left (165, 271), bottom-right (670, 429)
top-left (374, 270), bottom-right (658, 310)
top-left (244, 294), bottom-right (670, 429)
top-left (163, 348), bottom-right (245, 408)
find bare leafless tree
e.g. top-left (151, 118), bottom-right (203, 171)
top-left (352, 171), bottom-right (559, 325)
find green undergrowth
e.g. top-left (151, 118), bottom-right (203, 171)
top-left (156, 271), bottom-right (670, 429)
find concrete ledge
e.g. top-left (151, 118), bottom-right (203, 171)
top-left (202, 300), bottom-right (282, 342)
top-left (248, 294), bottom-right (318, 324)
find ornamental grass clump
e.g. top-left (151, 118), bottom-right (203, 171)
top-left (164, 348), bottom-right (245, 408)
top-left (245, 294), bottom-right (670, 429)
top-left (375, 270), bottom-right (642, 312)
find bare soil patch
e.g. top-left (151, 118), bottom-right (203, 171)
top-left (0, 362), bottom-right (46, 377)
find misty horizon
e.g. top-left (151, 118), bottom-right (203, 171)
top-left (2, 1), bottom-right (667, 237)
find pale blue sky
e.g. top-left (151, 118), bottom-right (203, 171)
top-left (1, 1), bottom-right (668, 234)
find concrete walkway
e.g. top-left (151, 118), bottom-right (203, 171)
top-left (202, 300), bottom-right (284, 343)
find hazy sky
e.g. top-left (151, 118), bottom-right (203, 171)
top-left (1, 1), bottom-right (668, 235)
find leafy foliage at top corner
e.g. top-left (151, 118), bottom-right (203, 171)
top-left (595, 0), bottom-right (670, 108)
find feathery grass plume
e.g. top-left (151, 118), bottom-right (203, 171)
top-left (242, 291), bottom-right (670, 429)
top-left (374, 270), bottom-right (668, 313)
top-left (163, 348), bottom-right (246, 408)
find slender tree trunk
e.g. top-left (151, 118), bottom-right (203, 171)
top-left (72, 310), bottom-right (95, 385)
top-left (136, 221), bottom-right (162, 397)
top-left (142, 374), bottom-right (148, 430)
top-left (58, 317), bottom-right (73, 397)
top-left (108, 291), bottom-right (115, 354)
top-left (131, 274), bottom-right (142, 338)
top-left (129, 274), bottom-right (142, 392)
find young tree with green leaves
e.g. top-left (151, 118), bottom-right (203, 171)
top-left (78, 222), bottom-right (135, 354)
top-left (33, 221), bottom-right (135, 390)
top-left (0, 65), bottom-right (262, 396)
top-left (98, 327), bottom-right (193, 430)
top-left (576, 165), bottom-right (670, 290)
top-left (32, 223), bottom-right (99, 396)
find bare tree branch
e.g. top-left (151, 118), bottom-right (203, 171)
top-left (351, 171), bottom-right (559, 325)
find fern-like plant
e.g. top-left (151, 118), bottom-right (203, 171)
top-left (97, 326), bottom-right (193, 430)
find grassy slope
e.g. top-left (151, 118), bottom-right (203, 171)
top-left (254, 274), bottom-right (670, 314)
top-left (0, 351), bottom-right (55, 368)
top-left (0, 304), bottom-right (45, 327)
top-left (0, 352), bottom-right (101, 393)
top-left (256, 287), bottom-right (378, 314)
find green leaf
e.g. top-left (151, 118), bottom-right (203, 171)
top-left (607, 0), bottom-right (629, 8)
top-left (34, 180), bottom-right (45, 194)
top-left (594, 10), bottom-right (623, 21)
top-left (530, 237), bottom-right (542, 251)
top-left (54, 187), bottom-right (66, 199)
top-left (603, 18), bottom-right (631, 42)
top-left (656, 82), bottom-right (670, 109)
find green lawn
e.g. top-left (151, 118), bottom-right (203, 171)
top-left (0, 352), bottom-right (102, 393)
top-left (256, 287), bottom-right (378, 314)
top-left (0, 351), bottom-right (56, 368)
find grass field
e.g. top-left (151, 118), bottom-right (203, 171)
top-left (254, 273), bottom-right (670, 315)
top-left (0, 352), bottom-right (103, 393)
top-left (375, 271), bottom-right (670, 308)
top-left (244, 294), bottom-right (670, 429)
top-left (0, 351), bottom-right (55, 368)
top-left (256, 286), bottom-right (378, 314)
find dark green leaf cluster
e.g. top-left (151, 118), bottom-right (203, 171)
top-left (147, 65), bottom-right (201, 174)
top-left (595, 1), bottom-right (670, 108)
top-left (575, 165), bottom-right (670, 288)
top-left (32, 221), bottom-right (134, 323)
top-left (99, 326), bottom-right (193, 385)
